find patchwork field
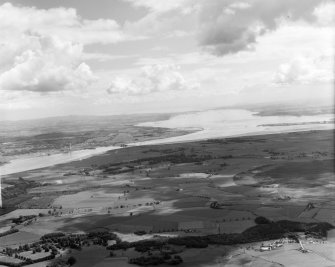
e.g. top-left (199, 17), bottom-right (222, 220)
top-left (0, 230), bottom-right (41, 247)
top-left (0, 129), bottom-right (334, 266)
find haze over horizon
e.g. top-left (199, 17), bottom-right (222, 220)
top-left (0, 0), bottom-right (334, 120)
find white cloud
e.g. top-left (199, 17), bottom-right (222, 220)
top-left (0, 3), bottom-right (128, 45)
top-left (123, 0), bottom-right (198, 38)
top-left (107, 64), bottom-right (198, 95)
top-left (229, 2), bottom-right (251, 10)
top-left (197, 0), bottom-right (328, 56)
top-left (0, 33), bottom-right (96, 92)
top-left (0, 3), bottom-right (123, 93)
top-left (82, 52), bottom-right (138, 62)
top-left (0, 0), bottom-right (333, 118)
top-left (125, 0), bottom-right (332, 56)
top-left (124, 0), bottom-right (189, 13)
top-left (313, 1), bottom-right (335, 26)
top-left (274, 54), bottom-right (333, 84)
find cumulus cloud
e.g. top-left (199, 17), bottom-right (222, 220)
top-left (0, 3), bottom-right (116, 93)
top-left (313, 1), bottom-right (335, 26)
top-left (0, 3), bottom-right (127, 45)
top-left (197, 0), bottom-right (326, 56)
top-left (124, 0), bottom-right (190, 13)
top-left (124, 0), bottom-right (331, 56)
top-left (274, 54), bottom-right (333, 84)
top-left (0, 33), bottom-right (96, 92)
top-left (107, 64), bottom-right (197, 95)
top-left (123, 0), bottom-right (198, 37)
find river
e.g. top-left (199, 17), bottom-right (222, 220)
top-left (0, 109), bottom-right (334, 176)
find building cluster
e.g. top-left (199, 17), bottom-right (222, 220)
top-left (260, 240), bottom-right (284, 251)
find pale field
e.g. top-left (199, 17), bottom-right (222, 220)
top-left (1, 183), bottom-right (13, 189)
top-left (0, 209), bottom-right (49, 222)
top-left (225, 253), bottom-right (282, 267)
top-left (304, 242), bottom-right (335, 262)
top-left (234, 173), bottom-right (259, 186)
top-left (28, 184), bottom-right (85, 194)
top-left (154, 200), bottom-right (184, 215)
top-left (28, 174), bottom-right (135, 195)
top-left (0, 255), bottom-right (23, 264)
top-left (50, 175), bottom-right (97, 185)
top-left (24, 262), bottom-right (50, 267)
top-left (0, 226), bottom-right (11, 233)
top-left (115, 232), bottom-right (178, 242)
top-left (52, 188), bottom-right (158, 214)
top-left (0, 231), bottom-right (41, 247)
top-left (19, 251), bottom-right (51, 260)
top-left (52, 190), bottom-right (124, 209)
top-left (178, 173), bottom-right (210, 179)
top-left (211, 175), bottom-right (236, 188)
top-left (245, 242), bottom-right (335, 267)
top-left (20, 217), bottom-right (69, 235)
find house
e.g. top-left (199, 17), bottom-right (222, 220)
top-left (260, 245), bottom-right (272, 251)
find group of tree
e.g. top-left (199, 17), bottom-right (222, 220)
top-left (12, 215), bottom-right (37, 225)
top-left (3, 219), bottom-right (331, 267)
top-left (101, 152), bottom-right (214, 174)
top-left (0, 228), bottom-right (18, 237)
top-left (3, 242), bottom-right (56, 257)
top-left (40, 231), bottom-right (119, 251)
top-left (129, 254), bottom-right (183, 266)
top-left (108, 218), bottom-right (333, 256)
top-left (47, 256), bottom-right (76, 267)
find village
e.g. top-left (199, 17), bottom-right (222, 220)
top-left (0, 218), bottom-right (332, 267)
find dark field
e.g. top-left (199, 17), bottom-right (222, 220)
top-left (3, 129), bottom-right (334, 223)
top-left (1, 129), bottom-right (334, 267)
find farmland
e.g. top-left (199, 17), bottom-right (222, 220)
top-left (0, 129), bottom-right (334, 266)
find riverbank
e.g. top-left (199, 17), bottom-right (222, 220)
top-left (1, 109), bottom-right (333, 176)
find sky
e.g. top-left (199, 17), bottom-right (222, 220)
top-left (0, 0), bottom-right (334, 120)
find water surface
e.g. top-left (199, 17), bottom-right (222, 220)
top-left (1, 109), bottom-right (333, 176)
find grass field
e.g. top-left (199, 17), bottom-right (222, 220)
top-left (1, 129), bottom-right (334, 266)
top-left (0, 231), bottom-right (41, 247)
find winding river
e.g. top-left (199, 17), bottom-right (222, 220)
top-left (1, 109), bottom-right (334, 176)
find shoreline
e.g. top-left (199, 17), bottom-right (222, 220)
top-left (129, 124), bottom-right (334, 147)
top-left (1, 124), bottom-right (334, 176)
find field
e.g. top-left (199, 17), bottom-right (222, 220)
top-left (69, 245), bottom-right (134, 267)
top-left (2, 130), bottom-right (334, 226)
top-left (0, 114), bottom-right (192, 161)
top-left (240, 242), bottom-right (335, 267)
top-left (0, 129), bottom-right (334, 266)
top-left (0, 231), bottom-right (41, 247)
